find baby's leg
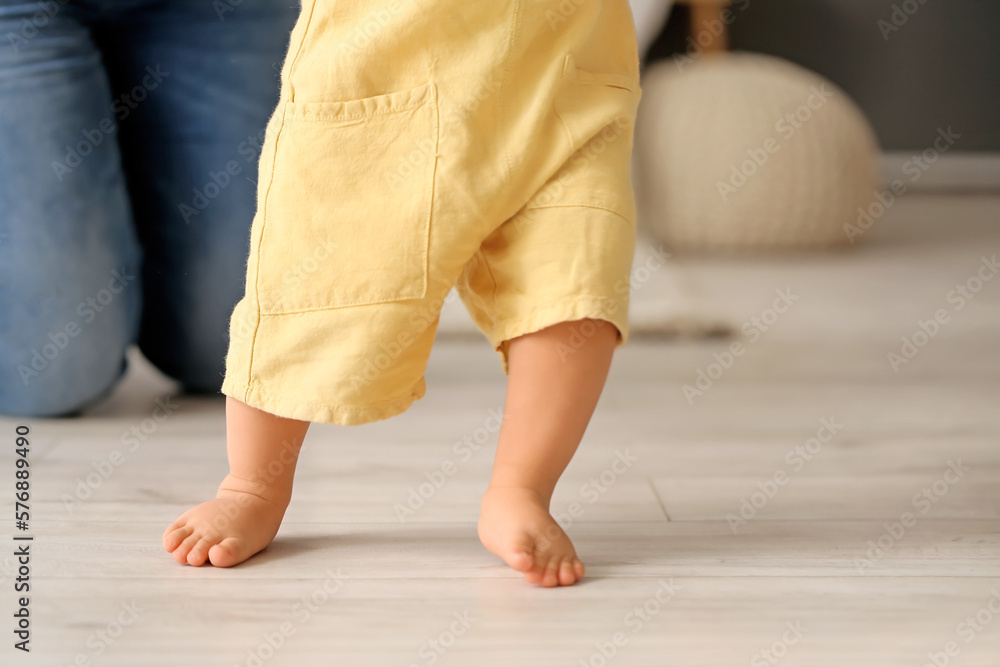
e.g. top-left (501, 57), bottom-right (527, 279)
top-left (163, 397), bottom-right (309, 567)
top-left (478, 318), bottom-right (618, 587)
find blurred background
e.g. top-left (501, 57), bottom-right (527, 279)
top-left (650, 0), bottom-right (1000, 155)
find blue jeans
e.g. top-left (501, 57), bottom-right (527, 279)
top-left (0, 0), bottom-right (298, 417)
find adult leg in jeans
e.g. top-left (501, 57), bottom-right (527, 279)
top-left (0, 3), bottom-right (142, 417)
top-left (95, 1), bottom-right (298, 393)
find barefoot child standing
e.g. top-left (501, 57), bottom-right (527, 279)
top-left (164, 0), bottom-right (642, 587)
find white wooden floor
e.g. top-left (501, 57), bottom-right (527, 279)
top-left (2, 194), bottom-right (999, 666)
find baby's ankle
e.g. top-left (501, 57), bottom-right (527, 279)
top-left (218, 473), bottom-right (293, 506)
top-left (483, 484), bottom-right (553, 508)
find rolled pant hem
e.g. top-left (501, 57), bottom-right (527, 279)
top-left (486, 294), bottom-right (630, 376)
top-left (221, 375), bottom-right (427, 426)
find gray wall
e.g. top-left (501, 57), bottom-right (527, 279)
top-left (648, 0), bottom-right (1000, 152)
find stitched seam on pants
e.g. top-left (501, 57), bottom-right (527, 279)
top-left (424, 75), bottom-right (440, 301)
top-left (245, 0), bottom-right (316, 392)
top-left (284, 0), bottom-right (318, 103)
top-left (477, 248), bottom-right (501, 326)
top-left (286, 99), bottom-right (430, 122)
top-left (492, 294), bottom-right (628, 346)
top-left (247, 107), bottom-right (289, 392)
top-left (243, 0), bottom-right (316, 400)
top-left (237, 378), bottom-right (424, 412)
top-left (497, 0), bottom-right (522, 184)
top-left (553, 54), bottom-right (579, 149)
top-left (523, 202), bottom-right (632, 224)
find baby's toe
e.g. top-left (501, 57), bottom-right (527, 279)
top-left (208, 537), bottom-right (246, 568)
top-left (163, 515), bottom-right (189, 536)
top-left (558, 558), bottom-right (578, 586)
top-left (163, 526), bottom-right (193, 552)
top-left (523, 568), bottom-right (543, 584)
top-left (504, 542), bottom-right (535, 574)
top-left (540, 558), bottom-right (562, 588)
top-left (186, 537), bottom-right (215, 567)
top-left (523, 554), bottom-right (547, 585)
top-left (172, 534), bottom-right (201, 565)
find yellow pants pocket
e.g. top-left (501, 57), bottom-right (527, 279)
top-left (551, 54), bottom-right (642, 221)
top-left (256, 82), bottom-right (439, 313)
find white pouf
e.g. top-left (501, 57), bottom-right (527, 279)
top-left (629, 0), bottom-right (673, 57)
top-left (635, 52), bottom-right (882, 252)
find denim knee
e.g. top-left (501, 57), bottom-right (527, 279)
top-left (0, 303), bottom-right (133, 418)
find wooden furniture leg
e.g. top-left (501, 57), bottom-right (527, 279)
top-left (683, 0), bottom-right (731, 53)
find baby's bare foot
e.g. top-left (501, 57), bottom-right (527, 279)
top-left (163, 474), bottom-right (290, 567)
top-left (478, 486), bottom-right (585, 587)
